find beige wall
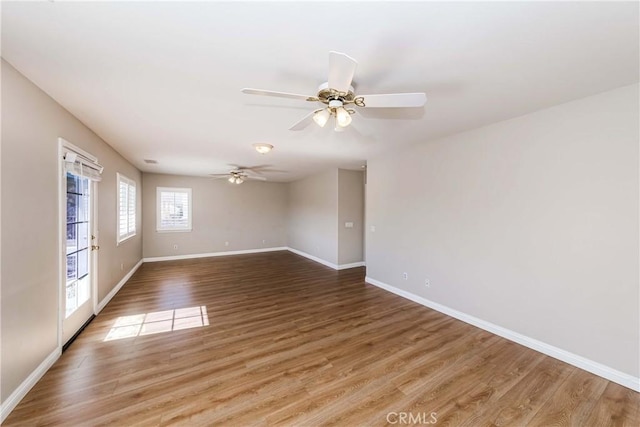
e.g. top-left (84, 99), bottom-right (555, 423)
top-left (287, 169), bottom-right (339, 265)
top-left (142, 170), bottom-right (364, 266)
top-left (1, 60), bottom-right (142, 402)
top-left (338, 169), bottom-right (365, 265)
top-left (366, 84), bottom-right (639, 377)
top-left (142, 173), bottom-right (287, 258)
top-left (286, 168), bottom-right (365, 267)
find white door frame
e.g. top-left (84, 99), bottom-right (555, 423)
top-left (58, 137), bottom-right (99, 348)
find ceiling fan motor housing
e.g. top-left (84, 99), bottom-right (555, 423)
top-left (317, 82), bottom-right (356, 105)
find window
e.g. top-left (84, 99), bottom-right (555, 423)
top-left (117, 173), bottom-right (136, 243)
top-left (157, 187), bottom-right (192, 232)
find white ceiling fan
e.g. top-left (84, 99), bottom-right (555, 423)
top-left (209, 168), bottom-right (267, 185)
top-left (242, 51), bottom-right (427, 131)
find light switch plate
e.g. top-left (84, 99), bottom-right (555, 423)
top-left (345, 222), bottom-right (354, 228)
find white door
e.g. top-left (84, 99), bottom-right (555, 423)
top-left (60, 139), bottom-right (103, 348)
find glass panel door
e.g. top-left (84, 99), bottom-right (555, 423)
top-left (63, 172), bottom-right (95, 345)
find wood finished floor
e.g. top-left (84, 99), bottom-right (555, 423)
top-left (4, 251), bottom-right (639, 426)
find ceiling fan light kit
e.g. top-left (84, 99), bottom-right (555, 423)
top-left (335, 106), bottom-right (352, 128)
top-left (241, 51), bottom-right (427, 132)
top-left (228, 176), bottom-right (244, 184)
top-left (312, 108), bottom-right (331, 127)
top-left (211, 167), bottom-right (269, 185)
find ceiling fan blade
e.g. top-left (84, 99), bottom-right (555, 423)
top-left (209, 173), bottom-right (231, 177)
top-left (245, 168), bottom-right (265, 176)
top-left (249, 168), bottom-right (288, 175)
top-left (228, 163), bottom-right (254, 170)
top-left (229, 164), bottom-right (273, 172)
top-left (328, 51), bottom-right (358, 93)
top-left (359, 93), bottom-right (427, 108)
top-left (288, 111), bottom-right (316, 131)
top-left (241, 88), bottom-right (316, 101)
top-left (245, 175), bottom-right (267, 181)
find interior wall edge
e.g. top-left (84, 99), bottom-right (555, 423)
top-left (365, 275), bottom-right (640, 392)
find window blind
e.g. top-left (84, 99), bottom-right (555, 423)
top-left (117, 174), bottom-right (136, 242)
top-left (157, 188), bottom-right (192, 231)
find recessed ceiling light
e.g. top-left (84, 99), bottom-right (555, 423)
top-left (253, 143), bottom-right (274, 154)
top-left (144, 159), bottom-right (158, 164)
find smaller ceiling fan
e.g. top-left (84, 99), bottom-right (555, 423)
top-left (209, 168), bottom-right (267, 185)
top-left (242, 51), bottom-right (427, 131)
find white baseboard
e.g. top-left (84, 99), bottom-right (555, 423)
top-left (365, 276), bottom-right (640, 392)
top-left (96, 259), bottom-right (143, 313)
top-left (143, 247), bottom-right (288, 263)
top-left (337, 261), bottom-right (366, 270)
top-left (143, 247), bottom-right (363, 270)
top-left (286, 247), bottom-right (339, 269)
top-left (1, 347), bottom-right (61, 423)
top-left (286, 247), bottom-right (364, 271)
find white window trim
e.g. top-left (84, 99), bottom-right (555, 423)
top-left (117, 173), bottom-right (136, 244)
top-left (156, 187), bottom-right (193, 232)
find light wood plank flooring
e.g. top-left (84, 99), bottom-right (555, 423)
top-left (4, 251), bottom-right (639, 426)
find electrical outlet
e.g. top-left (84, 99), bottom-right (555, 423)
top-left (173, 244), bottom-right (178, 250)
top-left (425, 279), bottom-right (431, 287)
top-left (120, 263), bottom-right (124, 271)
top-left (262, 239), bottom-right (266, 244)
top-left (225, 241), bottom-right (229, 246)
top-left (403, 272), bottom-right (408, 280)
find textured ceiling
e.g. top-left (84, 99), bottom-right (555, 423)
top-left (2, 1), bottom-right (638, 182)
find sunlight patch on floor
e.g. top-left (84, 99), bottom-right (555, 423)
top-left (104, 306), bottom-right (209, 341)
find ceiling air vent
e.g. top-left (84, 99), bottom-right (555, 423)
top-left (144, 159), bottom-right (158, 164)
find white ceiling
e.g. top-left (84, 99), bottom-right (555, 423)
top-left (2, 1), bottom-right (638, 182)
